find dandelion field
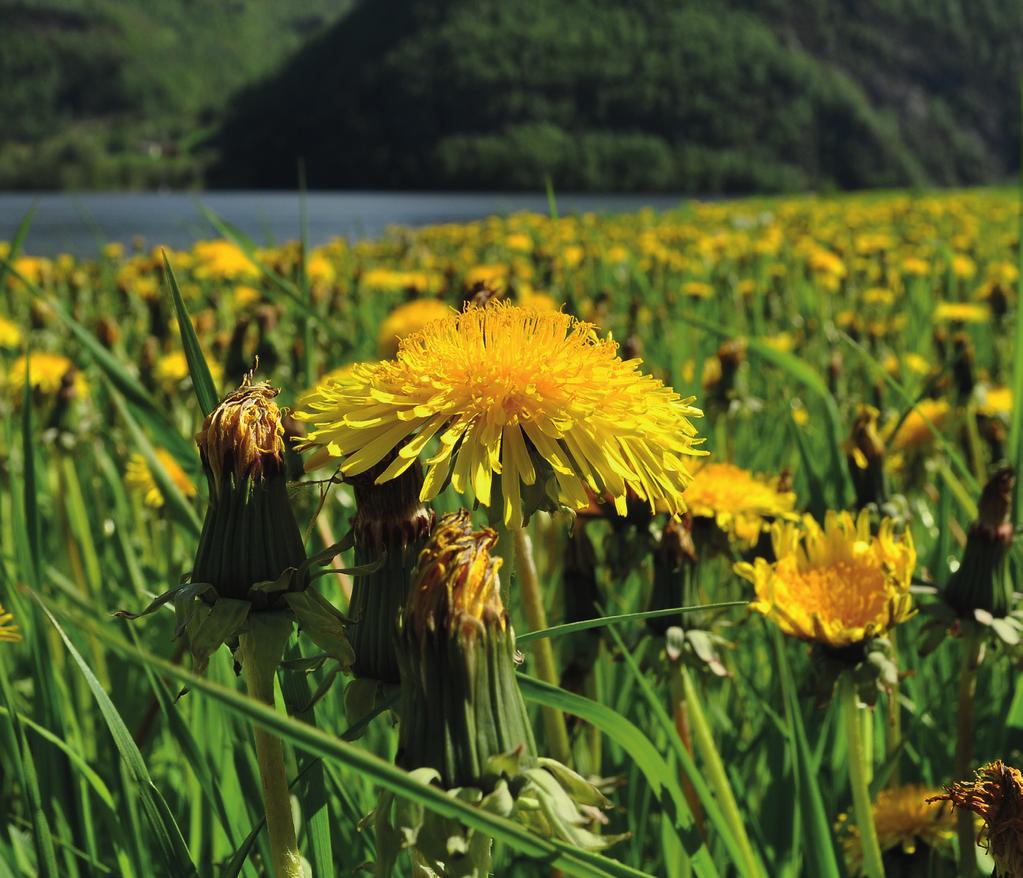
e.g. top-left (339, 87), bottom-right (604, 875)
top-left (1, 188), bottom-right (1022, 878)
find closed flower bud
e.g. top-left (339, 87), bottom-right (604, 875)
top-left (944, 467), bottom-right (1015, 619)
top-left (191, 377), bottom-right (308, 607)
top-left (349, 446), bottom-right (434, 684)
top-left (396, 510), bottom-right (535, 787)
top-left (846, 405), bottom-right (887, 510)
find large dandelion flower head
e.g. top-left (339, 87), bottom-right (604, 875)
top-left (684, 462), bottom-right (797, 547)
top-left (735, 510), bottom-right (915, 649)
top-left (297, 302), bottom-right (706, 527)
top-left (840, 785), bottom-right (954, 876)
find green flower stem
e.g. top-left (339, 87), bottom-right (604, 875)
top-left (840, 674), bottom-right (885, 878)
top-left (954, 631), bottom-right (983, 878)
top-left (680, 666), bottom-right (763, 878)
top-left (885, 631), bottom-right (902, 788)
top-left (239, 630), bottom-right (303, 878)
top-left (512, 526), bottom-right (572, 765)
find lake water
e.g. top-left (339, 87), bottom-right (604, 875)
top-left (0, 191), bottom-right (688, 256)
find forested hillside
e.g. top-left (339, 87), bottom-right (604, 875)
top-left (3, 0), bottom-right (1020, 191)
top-left (0, 0), bottom-right (348, 187)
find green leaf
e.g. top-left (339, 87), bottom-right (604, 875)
top-left (38, 600), bottom-right (198, 877)
top-left (108, 384), bottom-right (202, 536)
top-left (51, 601), bottom-right (653, 878)
top-left (0, 205), bottom-right (35, 292)
top-left (519, 675), bottom-right (721, 878)
top-left (772, 628), bottom-right (841, 878)
top-left (516, 601), bottom-right (746, 645)
top-left (162, 249), bottom-right (219, 417)
top-left (284, 589), bottom-right (355, 669)
top-left (602, 627), bottom-right (752, 876)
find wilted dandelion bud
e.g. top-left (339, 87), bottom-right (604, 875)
top-left (192, 378), bottom-right (306, 605)
top-left (348, 446), bottom-right (433, 687)
top-left (373, 511), bottom-right (622, 877)
top-left (559, 525), bottom-right (602, 696)
top-left (396, 511), bottom-right (533, 785)
top-left (929, 761), bottom-right (1023, 877)
top-left (944, 467), bottom-right (1016, 622)
top-left (648, 517), bottom-right (698, 636)
top-left (120, 376), bottom-right (353, 677)
top-left (846, 405), bottom-right (887, 510)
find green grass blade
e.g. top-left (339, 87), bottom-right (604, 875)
top-left (107, 385), bottom-right (202, 537)
top-left (772, 628), bottom-right (841, 878)
top-left (602, 627), bottom-right (751, 876)
top-left (518, 674), bottom-right (720, 878)
top-left (517, 602), bottom-right (746, 645)
top-left (50, 603), bottom-right (652, 878)
top-left (162, 250), bottom-right (219, 417)
top-left (198, 204), bottom-right (344, 341)
top-left (0, 653), bottom-right (60, 877)
top-left (0, 205), bottom-right (36, 294)
top-left (38, 601), bottom-right (199, 878)
top-left (1011, 102), bottom-right (1023, 524)
top-left (2, 257), bottom-right (197, 470)
top-left (21, 354), bottom-right (41, 584)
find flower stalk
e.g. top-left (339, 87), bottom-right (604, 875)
top-left (239, 624), bottom-right (303, 878)
top-left (841, 674), bottom-right (885, 878)
top-left (954, 631), bottom-right (983, 878)
top-left (513, 525), bottom-right (572, 765)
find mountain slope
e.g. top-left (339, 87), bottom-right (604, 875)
top-left (211, 0), bottom-right (1021, 192)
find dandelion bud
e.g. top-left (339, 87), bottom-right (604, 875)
top-left (376, 511), bottom-right (622, 877)
top-left (348, 446), bottom-right (433, 685)
top-left (191, 378), bottom-right (308, 607)
top-left (944, 467), bottom-right (1015, 620)
top-left (846, 405), bottom-right (887, 510)
top-left (952, 332), bottom-right (976, 402)
top-left (559, 526), bottom-right (602, 693)
top-left (396, 511), bottom-right (535, 787)
top-left (929, 761), bottom-right (1023, 877)
top-left (0, 602), bottom-right (21, 643)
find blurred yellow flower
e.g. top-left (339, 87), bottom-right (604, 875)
top-left (685, 462), bottom-right (797, 547)
top-left (933, 301), bottom-right (990, 324)
top-left (376, 298), bottom-right (452, 359)
top-left (233, 285), bottom-right (261, 309)
top-left (153, 351), bottom-right (223, 392)
top-left (887, 398), bottom-right (949, 452)
top-left (0, 316), bottom-right (22, 349)
top-left (124, 449), bottom-right (197, 508)
top-left (192, 240), bottom-right (258, 281)
top-left (0, 603), bottom-right (20, 643)
top-left (735, 510), bottom-right (915, 648)
top-left (298, 302), bottom-right (705, 527)
top-left (8, 353), bottom-right (87, 400)
top-left (840, 785), bottom-right (954, 877)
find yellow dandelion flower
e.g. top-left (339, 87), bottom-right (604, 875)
top-left (124, 449), bottom-right (197, 508)
top-left (153, 351), bottom-right (223, 393)
top-left (952, 254), bottom-right (977, 279)
top-left (191, 240), bottom-right (258, 281)
top-left (930, 761), bottom-right (1023, 878)
top-left (934, 301), bottom-right (990, 324)
top-left (685, 462), bottom-right (797, 547)
top-left (0, 316), bottom-right (22, 349)
top-left (840, 786), bottom-right (954, 877)
top-left (8, 353), bottom-right (87, 400)
top-left (464, 263), bottom-right (509, 292)
top-left (376, 298), bottom-right (453, 359)
top-left (978, 385), bottom-right (1012, 418)
top-left (862, 288), bottom-right (895, 306)
top-left (761, 332), bottom-right (795, 354)
top-left (518, 290), bottom-right (559, 312)
top-left (298, 302), bottom-right (705, 528)
top-left (887, 398), bottom-right (949, 452)
top-left (306, 252), bottom-right (336, 286)
top-left (233, 285), bottom-right (261, 309)
top-left (0, 603), bottom-right (20, 643)
top-left (682, 281), bottom-right (714, 300)
top-left (901, 256), bottom-right (930, 277)
top-left (735, 510), bottom-right (915, 649)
